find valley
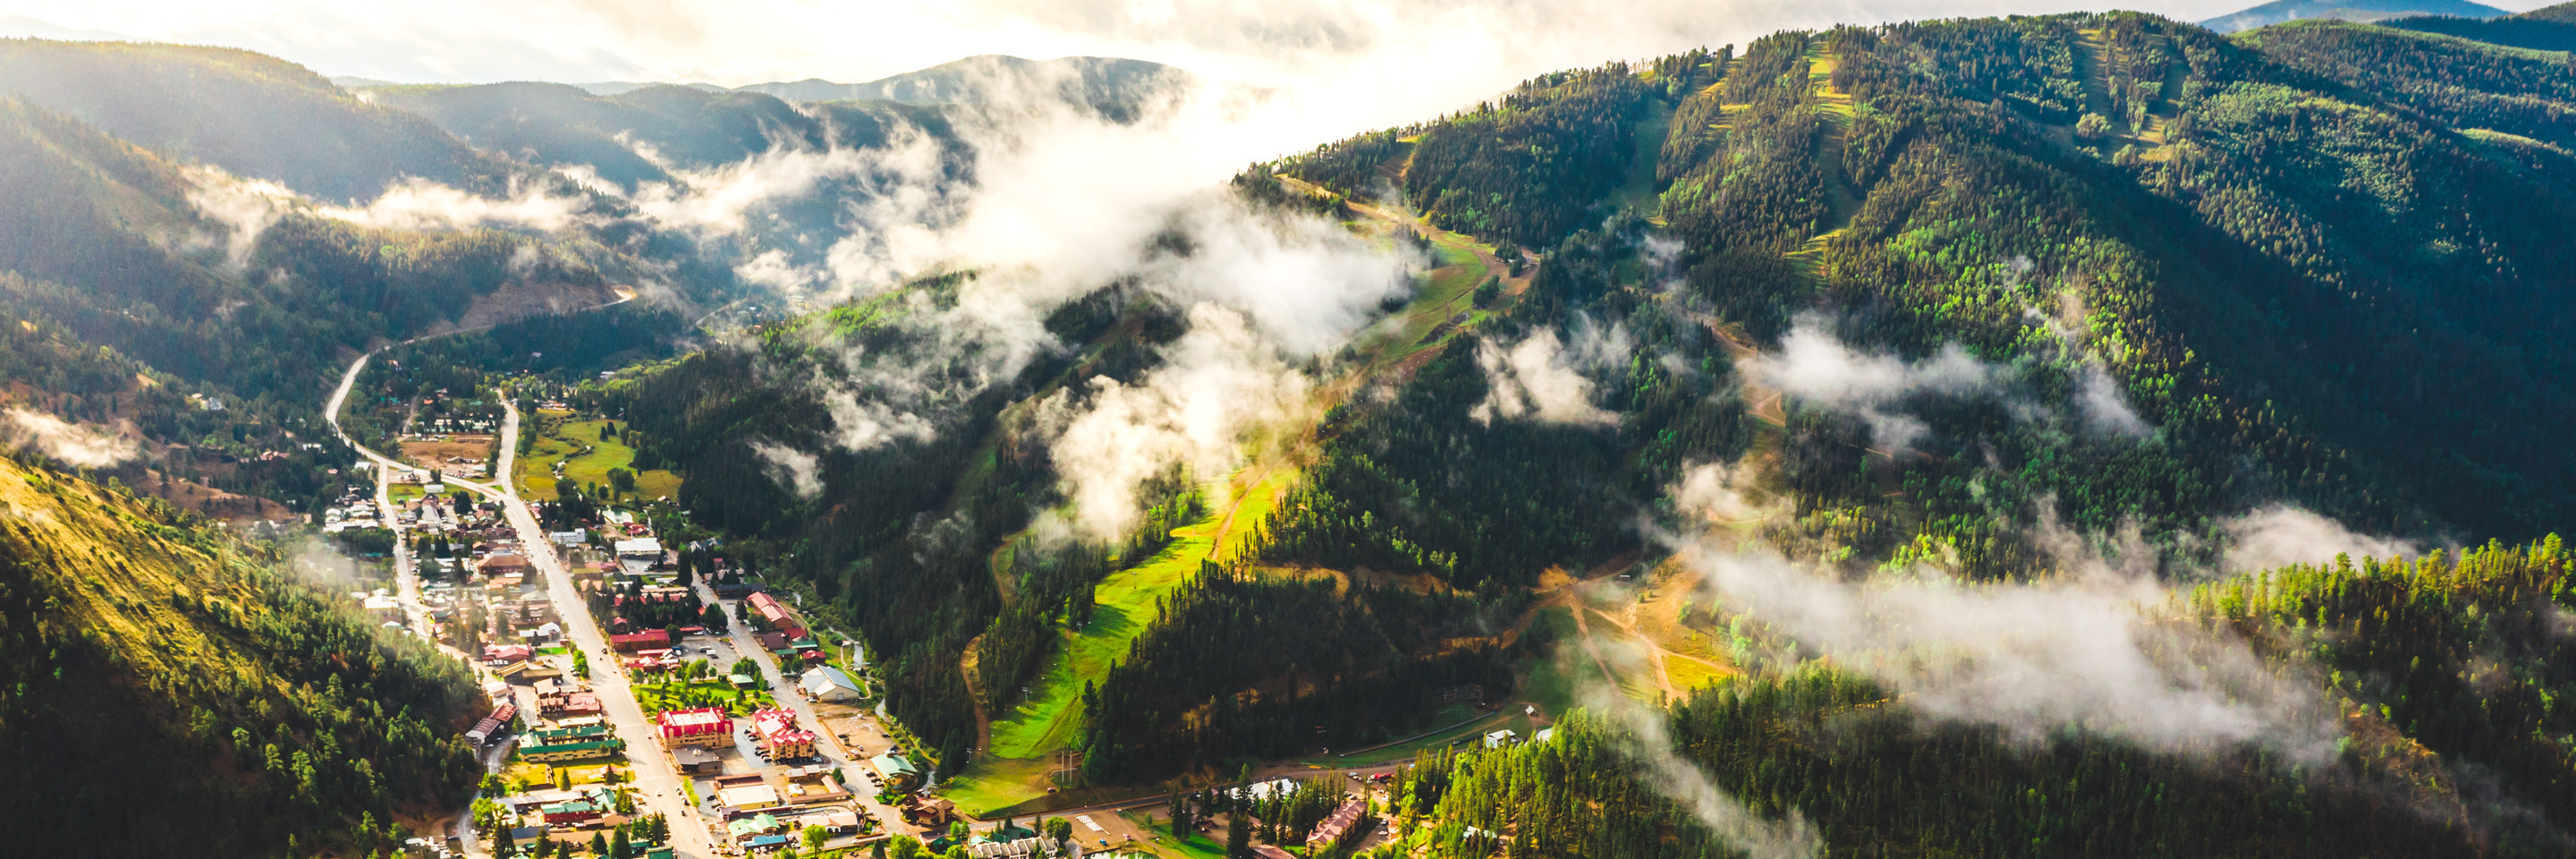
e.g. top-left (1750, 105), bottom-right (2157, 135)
top-left (1, 4), bottom-right (2575, 858)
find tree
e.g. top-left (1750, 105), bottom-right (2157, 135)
top-left (1225, 813), bottom-right (1250, 859)
top-left (887, 836), bottom-right (927, 859)
top-left (801, 824), bottom-right (828, 855)
top-left (1046, 816), bottom-right (1074, 844)
top-left (948, 821), bottom-right (970, 842)
top-left (589, 832), bottom-right (607, 857)
top-left (611, 828), bottom-right (631, 859)
top-left (554, 766), bottom-right (571, 791)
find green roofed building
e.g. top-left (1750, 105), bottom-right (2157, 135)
top-left (520, 736), bottom-right (625, 762)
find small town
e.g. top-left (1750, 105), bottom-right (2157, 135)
top-left (324, 394), bottom-right (1410, 859)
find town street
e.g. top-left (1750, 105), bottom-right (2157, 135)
top-left (330, 356), bottom-right (713, 858)
top-left (479, 399), bottom-right (718, 858)
top-left (688, 576), bottom-right (921, 841)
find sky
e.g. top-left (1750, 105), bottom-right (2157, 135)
top-left (4, 0), bottom-right (2551, 93)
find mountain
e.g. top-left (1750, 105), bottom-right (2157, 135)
top-left (0, 38), bottom-right (518, 202)
top-left (572, 12), bottom-right (2576, 852)
top-left (2523, 0), bottom-right (2576, 22)
top-left (733, 55), bottom-right (1191, 119)
top-left (2383, 1), bottom-right (2576, 48)
top-left (2199, 0), bottom-right (2506, 31)
top-left (0, 454), bottom-right (486, 855)
top-left (363, 81), bottom-right (952, 190)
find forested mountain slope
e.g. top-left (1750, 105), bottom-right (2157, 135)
top-left (2199, 0), bottom-right (2505, 32)
top-left (1284, 13), bottom-right (2576, 545)
top-left (733, 55), bottom-right (1190, 121)
top-left (0, 38), bottom-right (517, 201)
top-left (365, 82), bottom-right (957, 191)
top-left (0, 452), bottom-right (486, 856)
top-left (2385, 4), bottom-right (2576, 50)
top-left (0, 93), bottom-right (619, 404)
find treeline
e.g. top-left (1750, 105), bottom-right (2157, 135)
top-left (1255, 223), bottom-right (1750, 588)
top-left (606, 276), bottom-right (1185, 779)
top-left (974, 478), bottom-right (1202, 712)
top-left (0, 455), bottom-right (485, 857)
top-left (1077, 563), bottom-right (1521, 783)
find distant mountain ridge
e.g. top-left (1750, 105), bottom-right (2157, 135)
top-left (2200, 0), bottom-right (2507, 31)
top-left (342, 54), bottom-right (1191, 115)
top-left (2382, 0), bottom-right (2576, 47)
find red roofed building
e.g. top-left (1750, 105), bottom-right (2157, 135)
top-left (482, 643), bottom-right (533, 664)
top-left (656, 707), bottom-right (734, 748)
top-left (745, 591), bottom-right (808, 640)
top-left (563, 692), bottom-right (604, 716)
top-left (609, 629), bottom-right (671, 652)
top-left (748, 708), bottom-right (818, 760)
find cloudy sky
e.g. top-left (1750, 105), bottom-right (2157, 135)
top-left (7, 0), bottom-right (2544, 91)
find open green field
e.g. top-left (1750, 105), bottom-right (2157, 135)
top-left (387, 483), bottom-right (427, 503)
top-left (1359, 242), bottom-right (1494, 369)
top-left (513, 415), bottom-right (682, 502)
top-left (947, 466), bottom-right (1295, 814)
top-left (632, 677), bottom-right (775, 715)
top-left (1114, 809), bottom-right (1226, 859)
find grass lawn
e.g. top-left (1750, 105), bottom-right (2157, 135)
top-left (1114, 810), bottom-right (1227, 859)
top-left (513, 417), bottom-right (681, 502)
top-left (950, 465), bottom-right (1293, 813)
top-left (632, 678), bottom-right (775, 715)
top-left (388, 483), bottom-right (427, 503)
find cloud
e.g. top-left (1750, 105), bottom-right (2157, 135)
top-left (750, 439), bottom-right (824, 498)
top-left (1747, 318), bottom-right (2002, 450)
top-left (2219, 505), bottom-right (2421, 574)
top-left (1571, 660), bottom-right (1821, 859)
top-left (318, 176), bottom-right (598, 232)
top-left (1038, 303), bottom-right (1308, 540)
top-left (1471, 327), bottom-right (1618, 427)
top-left (1662, 467), bottom-right (2344, 761)
top-left (1749, 315), bottom-right (2157, 448)
top-left (630, 138), bottom-right (918, 239)
top-left (181, 166), bottom-right (298, 272)
top-left (4, 407), bottom-right (140, 467)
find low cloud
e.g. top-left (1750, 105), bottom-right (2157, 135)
top-left (1748, 316), bottom-right (2153, 449)
top-left (750, 439), bottom-right (824, 498)
top-left (1663, 466), bottom-right (2345, 761)
top-left (1470, 324), bottom-right (1624, 427)
top-left (2220, 505), bottom-right (2421, 574)
top-left (1748, 319), bottom-right (2001, 450)
top-left (181, 166), bottom-right (297, 272)
top-left (4, 407), bottom-right (140, 467)
top-left (1038, 304), bottom-right (1307, 540)
top-left (318, 176), bottom-right (598, 232)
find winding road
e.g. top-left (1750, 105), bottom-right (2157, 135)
top-left (326, 308), bottom-right (715, 858)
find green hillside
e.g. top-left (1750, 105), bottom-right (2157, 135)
top-left (0, 38), bottom-right (515, 201)
top-left (0, 452), bottom-right (486, 856)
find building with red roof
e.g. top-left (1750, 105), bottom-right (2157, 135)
top-left (609, 628), bottom-right (671, 652)
top-left (656, 707), bottom-right (734, 748)
top-left (748, 708), bottom-right (818, 760)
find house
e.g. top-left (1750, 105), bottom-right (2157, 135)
top-left (540, 800), bottom-right (603, 826)
top-left (1305, 799), bottom-right (1373, 851)
top-left (614, 538), bottom-right (663, 557)
top-left (757, 631), bottom-right (791, 653)
top-left (800, 666), bottom-right (864, 702)
top-left (716, 782), bottom-right (782, 810)
top-left (508, 826), bottom-right (552, 850)
top-left (611, 629), bottom-right (673, 652)
top-left (520, 735), bottom-right (624, 762)
top-left (727, 812), bottom-right (785, 842)
top-left (1533, 727), bottom-right (1556, 744)
top-left (1481, 729), bottom-right (1518, 748)
top-left (812, 810), bottom-right (862, 834)
top-left (483, 643), bottom-right (534, 664)
top-left (530, 724), bottom-right (616, 745)
top-left (465, 702), bottom-right (517, 745)
top-left (967, 837), bottom-right (1061, 859)
top-left (673, 746), bottom-right (724, 774)
top-left (656, 707), bottom-right (735, 748)
top-left (1251, 846), bottom-right (1297, 859)
top-left (563, 692), bottom-right (605, 716)
top-left (479, 554), bottom-right (534, 577)
top-left (871, 753), bottom-right (920, 788)
top-left (749, 708), bottom-right (818, 760)
top-left (784, 765), bottom-right (850, 803)
top-left (497, 660), bottom-right (564, 682)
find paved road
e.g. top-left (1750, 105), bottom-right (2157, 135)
top-left (691, 582), bottom-right (921, 842)
top-left (477, 400), bottom-right (717, 858)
